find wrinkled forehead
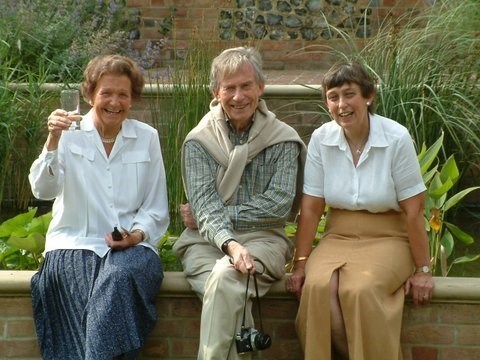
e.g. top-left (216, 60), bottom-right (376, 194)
top-left (219, 62), bottom-right (255, 81)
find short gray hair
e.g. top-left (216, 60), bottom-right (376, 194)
top-left (209, 47), bottom-right (265, 93)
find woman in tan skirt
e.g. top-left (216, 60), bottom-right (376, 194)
top-left (285, 61), bottom-right (434, 359)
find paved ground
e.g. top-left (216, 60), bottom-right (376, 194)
top-left (265, 69), bottom-right (324, 85)
top-left (146, 68), bottom-right (324, 86)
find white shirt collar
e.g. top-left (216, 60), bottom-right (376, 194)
top-left (80, 109), bottom-right (137, 139)
top-left (320, 113), bottom-right (390, 151)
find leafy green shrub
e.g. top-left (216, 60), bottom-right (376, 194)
top-left (158, 234), bottom-right (183, 272)
top-left (297, 0), bottom-right (480, 172)
top-left (0, 0), bottom-right (146, 83)
top-left (364, 0), bottom-right (480, 172)
top-left (0, 208), bottom-right (49, 270)
top-left (0, 42), bottom-right (19, 206)
top-left (291, 2), bottom-right (480, 275)
top-left (0, 208), bottom-right (182, 271)
top-left (419, 133), bottom-right (480, 276)
top-left (0, 0), bottom-right (167, 210)
top-left (0, 40), bottom-right (58, 210)
top-left (147, 38), bottom-right (214, 234)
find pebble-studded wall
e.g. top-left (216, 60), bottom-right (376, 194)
top-left (218, 0), bottom-right (374, 41)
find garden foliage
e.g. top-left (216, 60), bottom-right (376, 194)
top-left (299, 0), bottom-right (480, 173)
top-left (0, 0), bottom-right (166, 210)
top-left (0, 0), bottom-right (138, 83)
top-left (0, 0), bottom-right (479, 274)
top-left (418, 133), bottom-right (480, 276)
top-left (0, 208), bottom-right (182, 271)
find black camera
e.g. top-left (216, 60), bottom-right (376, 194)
top-left (111, 226), bottom-right (123, 241)
top-left (235, 326), bottom-right (272, 354)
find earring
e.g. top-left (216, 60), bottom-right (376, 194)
top-left (366, 102), bottom-right (371, 106)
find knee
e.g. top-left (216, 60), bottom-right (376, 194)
top-left (106, 266), bottom-right (135, 284)
top-left (303, 275), bottom-right (330, 296)
top-left (207, 266), bottom-right (235, 285)
top-left (340, 279), bottom-right (377, 303)
top-left (205, 268), bottom-right (244, 297)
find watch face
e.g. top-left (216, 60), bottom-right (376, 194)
top-left (422, 266), bottom-right (430, 273)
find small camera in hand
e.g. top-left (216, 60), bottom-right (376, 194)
top-left (111, 226), bottom-right (122, 241)
top-left (235, 326), bottom-right (272, 354)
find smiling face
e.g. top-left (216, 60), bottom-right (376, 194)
top-left (325, 82), bottom-right (373, 132)
top-left (91, 74), bottom-right (132, 134)
top-left (214, 63), bottom-right (265, 131)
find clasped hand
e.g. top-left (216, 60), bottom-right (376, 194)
top-left (105, 229), bottom-right (143, 250)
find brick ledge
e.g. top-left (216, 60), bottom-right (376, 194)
top-left (1, 270), bottom-right (479, 302)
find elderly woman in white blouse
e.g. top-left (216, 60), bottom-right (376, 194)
top-left (286, 61), bottom-right (434, 360)
top-left (29, 54), bottom-right (169, 360)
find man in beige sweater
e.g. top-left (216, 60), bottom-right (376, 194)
top-left (173, 47), bottom-right (306, 359)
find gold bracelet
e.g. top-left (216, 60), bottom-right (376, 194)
top-left (294, 256), bottom-right (309, 263)
top-left (132, 229), bottom-right (146, 242)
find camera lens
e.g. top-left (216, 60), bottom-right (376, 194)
top-left (252, 331), bottom-right (272, 351)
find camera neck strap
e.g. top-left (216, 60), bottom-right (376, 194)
top-left (240, 271), bottom-right (265, 332)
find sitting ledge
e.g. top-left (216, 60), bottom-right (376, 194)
top-left (1, 271), bottom-right (480, 359)
top-left (2, 270), bottom-right (480, 301)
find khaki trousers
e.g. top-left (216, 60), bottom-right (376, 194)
top-left (180, 229), bottom-right (291, 360)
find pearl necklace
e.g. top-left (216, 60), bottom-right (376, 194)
top-left (101, 136), bottom-right (116, 144)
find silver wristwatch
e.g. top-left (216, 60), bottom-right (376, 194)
top-left (415, 265), bottom-right (431, 274)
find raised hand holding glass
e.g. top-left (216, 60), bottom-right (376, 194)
top-left (60, 89), bottom-right (81, 131)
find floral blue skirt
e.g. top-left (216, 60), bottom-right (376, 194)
top-left (31, 246), bottom-right (164, 360)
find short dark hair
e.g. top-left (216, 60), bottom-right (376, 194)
top-left (322, 61), bottom-right (377, 114)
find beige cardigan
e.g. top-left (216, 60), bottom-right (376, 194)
top-left (182, 98), bottom-right (306, 214)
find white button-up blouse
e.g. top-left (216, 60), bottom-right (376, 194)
top-left (29, 111), bottom-right (169, 257)
top-left (303, 113), bottom-right (426, 213)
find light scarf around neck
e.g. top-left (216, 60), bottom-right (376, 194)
top-left (182, 98), bottom-right (306, 217)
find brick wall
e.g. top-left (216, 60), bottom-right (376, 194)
top-left (125, 0), bottom-right (430, 71)
top-left (1, 271), bottom-right (480, 360)
top-left (133, 85), bottom-right (326, 146)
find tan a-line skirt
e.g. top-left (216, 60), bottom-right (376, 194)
top-left (296, 208), bottom-right (414, 360)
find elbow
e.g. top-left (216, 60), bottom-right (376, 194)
top-left (31, 188), bottom-right (56, 201)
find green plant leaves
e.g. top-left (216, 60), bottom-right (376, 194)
top-left (8, 233), bottom-right (45, 253)
top-left (420, 135), bottom-right (480, 276)
top-left (0, 207), bottom-right (182, 271)
top-left (0, 208), bottom-right (37, 237)
top-left (450, 254), bottom-right (480, 266)
top-left (0, 207), bottom-right (49, 270)
top-left (444, 187), bottom-right (480, 212)
top-left (440, 230), bottom-right (454, 258)
top-left (418, 132), bottom-right (443, 175)
top-left (445, 222), bottom-right (474, 245)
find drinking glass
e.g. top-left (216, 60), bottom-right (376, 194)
top-left (60, 89), bottom-right (81, 131)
